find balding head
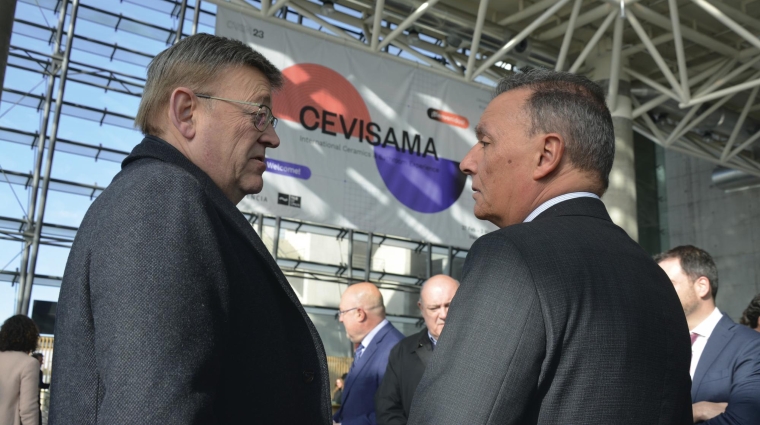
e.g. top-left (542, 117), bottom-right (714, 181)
top-left (419, 275), bottom-right (459, 340)
top-left (339, 282), bottom-right (386, 344)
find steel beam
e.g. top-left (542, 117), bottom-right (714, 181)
top-left (555, 0), bottom-right (582, 72)
top-left (16, 0), bottom-right (69, 315)
top-left (473, 0), bottom-right (572, 79)
top-left (668, 93), bottom-right (736, 145)
top-left (365, 232), bottom-right (373, 281)
top-left (377, 0), bottom-right (440, 51)
top-left (537, 4), bottom-right (610, 41)
top-left (569, 9), bottom-right (617, 73)
top-left (499, 0), bottom-right (558, 26)
top-left (608, 14), bottom-right (624, 111)
top-left (722, 86), bottom-right (759, 162)
top-left (694, 55), bottom-right (760, 98)
top-left (668, 0), bottom-right (690, 102)
top-left (20, 0), bottom-right (81, 316)
top-left (191, 0), bottom-right (202, 35)
top-left (621, 33), bottom-right (673, 58)
top-left (626, 11), bottom-right (683, 98)
top-left (261, 0), bottom-right (271, 17)
top-left (267, 0), bottom-right (289, 18)
top-left (289, 2), bottom-right (363, 45)
top-left (465, 0), bottom-right (489, 81)
top-left (691, 0), bottom-right (760, 52)
top-left (683, 74), bottom-right (760, 108)
top-left (174, 0), bottom-right (188, 44)
top-left (623, 67), bottom-right (678, 101)
top-left (370, 0), bottom-right (385, 51)
top-left (632, 3), bottom-right (738, 57)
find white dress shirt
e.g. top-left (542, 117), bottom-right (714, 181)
top-left (689, 307), bottom-right (723, 379)
top-left (428, 330), bottom-right (438, 347)
top-left (523, 192), bottom-right (601, 223)
top-left (358, 319), bottom-right (389, 355)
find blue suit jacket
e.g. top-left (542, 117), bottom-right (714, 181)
top-left (693, 315), bottom-right (760, 425)
top-left (334, 322), bottom-right (404, 425)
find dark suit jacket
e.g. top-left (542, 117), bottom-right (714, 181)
top-left (49, 136), bottom-right (330, 424)
top-left (408, 197), bottom-right (693, 425)
top-left (334, 322), bottom-right (404, 425)
top-left (693, 315), bottom-right (760, 425)
top-left (375, 329), bottom-right (433, 425)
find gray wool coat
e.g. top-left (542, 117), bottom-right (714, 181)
top-left (49, 136), bottom-right (330, 425)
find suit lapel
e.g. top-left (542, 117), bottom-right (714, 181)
top-left (413, 330), bottom-right (433, 367)
top-left (692, 316), bottom-right (735, 399)
top-left (342, 324), bottom-right (393, 403)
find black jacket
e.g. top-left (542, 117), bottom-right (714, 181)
top-left (408, 197), bottom-right (693, 425)
top-left (49, 136), bottom-right (330, 424)
top-left (375, 329), bottom-right (433, 425)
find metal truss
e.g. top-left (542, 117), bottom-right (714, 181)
top-left (5, 0), bottom-right (760, 315)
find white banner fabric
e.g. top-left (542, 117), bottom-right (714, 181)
top-left (216, 7), bottom-right (497, 248)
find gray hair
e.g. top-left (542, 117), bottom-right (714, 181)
top-left (494, 68), bottom-right (615, 192)
top-left (135, 33), bottom-right (283, 136)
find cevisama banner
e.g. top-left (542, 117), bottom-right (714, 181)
top-left (216, 7), bottom-right (497, 248)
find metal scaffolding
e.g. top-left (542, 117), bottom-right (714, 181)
top-left (4, 0), bottom-right (760, 315)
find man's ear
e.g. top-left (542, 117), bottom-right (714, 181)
top-left (168, 87), bottom-right (197, 140)
top-left (533, 133), bottom-right (564, 181)
top-left (695, 276), bottom-right (712, 299)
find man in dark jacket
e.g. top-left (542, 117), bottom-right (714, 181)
top-left (49, 34), bottom-right (330, 425)
top-left (375, 275), bottom-right (458, 425)
top-left (407, 69), bottom-right (693, 425)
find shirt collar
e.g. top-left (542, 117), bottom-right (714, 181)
top-left (427, 330), bottom-right (437, 346)
top-left (691, 307), bottom-right (723, 338)
top-left (523, 192), bottom-right (600, 223)
top-left (360, 319), bottom-right (389, 349)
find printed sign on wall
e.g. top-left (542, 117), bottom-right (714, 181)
top-left (217, 7), bottom-right (497, 247)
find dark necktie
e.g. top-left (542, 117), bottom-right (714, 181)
top-left (690, 332), bottom-right (698, 345)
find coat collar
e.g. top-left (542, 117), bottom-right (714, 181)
top-left (691, 315), bottom-right (737, 399)
top-left (532, 196), bottom-right (612, 223)
top-left (412, 328), bottom-right (434, 367)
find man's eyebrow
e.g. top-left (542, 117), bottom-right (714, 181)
top-left (475, 123), bottom-right (487, 139)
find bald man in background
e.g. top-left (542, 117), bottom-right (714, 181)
top-left (375, 275), bottom-right (459, 425)
top-left (334, 283), bottom-right (405, 425)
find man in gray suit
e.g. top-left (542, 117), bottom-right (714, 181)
top-left (407, 69), bottom-right (693, 424)
top-left (49, 34), bottom-right (330, 424)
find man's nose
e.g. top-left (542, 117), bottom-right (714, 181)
top-left (260, 125), bottom-right (280, 148)
top-left (460, 147), bottom-right (475, 175)
top-left (440, 306), bottom-right (449, 320)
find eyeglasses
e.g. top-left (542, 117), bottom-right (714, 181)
top-left (195, 93), bottom-right (279, 132)
top-left (334, 305), bottom-right (382, 320)
top-left (334, 307), bottom-right (359, 320)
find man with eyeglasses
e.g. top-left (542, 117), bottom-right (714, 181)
top-left (49, 34), bottom-right (330, 425)
top-left (334, 282), bottom-right (404, 425)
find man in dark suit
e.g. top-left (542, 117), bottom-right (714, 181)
top-left (407, 69), bottom-right (693, 425)
top-left (656, 245), bottom-right (760, 424)
top-left (334, 283), bottom-right (404, 425)
top-left (375, 275), bottom-right (459, 425)
top-left (49, 34), bottom-right (330, 424)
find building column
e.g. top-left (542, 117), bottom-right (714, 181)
top-left (592, 39), bottom-right (638, 241)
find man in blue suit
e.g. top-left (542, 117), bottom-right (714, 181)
top-left (657, 246), bottom-right (760, 424)
top-left (334, 282), bottom-right (405, 425)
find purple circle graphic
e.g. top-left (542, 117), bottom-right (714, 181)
top-left (374, 144), bottom-right (467, 214)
